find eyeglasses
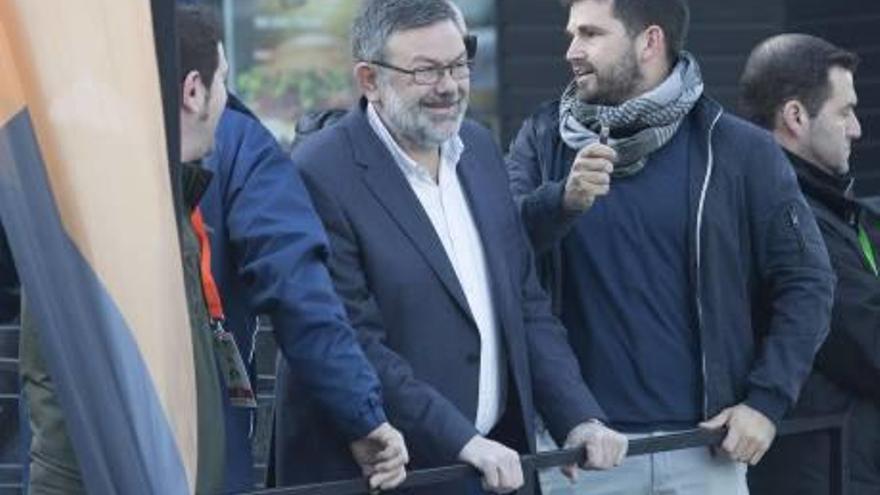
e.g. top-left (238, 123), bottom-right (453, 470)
top-left (369, 60), bottom-right (473, 86)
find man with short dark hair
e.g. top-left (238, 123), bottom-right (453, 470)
top-left (506, 0), bottom-right (835, 493)
top-left (740, 33), bottom-right (880, 495)
top-left (281, 0), bottom-right (629, 493)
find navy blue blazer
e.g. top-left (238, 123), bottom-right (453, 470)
top-left (275, 100), bottom-right (604, 492)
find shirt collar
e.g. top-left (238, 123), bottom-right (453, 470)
top-left (366, 101), bottom-right (464, 181)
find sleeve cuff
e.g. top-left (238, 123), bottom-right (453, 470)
top-left (344, 394), bottom-right (388, 441)
top-left (744, 387), bottom-right (790, 426)
top-left (545, 398), bottom-right (607, 446)
top-left (541, 181), bottom-right (579, 221)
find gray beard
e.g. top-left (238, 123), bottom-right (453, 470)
top-left (378, 85), bottom-right (466, 150)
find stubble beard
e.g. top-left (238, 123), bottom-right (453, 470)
top-left (576, 48), bottom-right (644, 106)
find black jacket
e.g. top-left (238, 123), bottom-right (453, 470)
top-left (750, 152), bottom-right (880, 495)
top-left (790, 154), bottom-right (880, 401)
top-left (505, 96), bottom-right (835, 425)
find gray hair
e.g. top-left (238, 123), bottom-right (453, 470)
top-left (351, 0), bottom-right (462, 62)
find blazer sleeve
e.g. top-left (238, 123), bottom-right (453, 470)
top-left (299, 163), bottom-right (480, 465)
top-left (220, 114), bottom-right (387, 441)
top-left (505, 111), bottom-right (580, 255)
top-left (743, 139), bottom-right (835, 424)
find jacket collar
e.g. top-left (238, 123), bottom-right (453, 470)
top-left (690, 96), bottom-right (724, 134)
top-left (785, 149), bottom-right (859, 225)
top-left (181, 160), bottom-right (213, 211)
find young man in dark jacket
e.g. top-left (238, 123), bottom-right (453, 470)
top-left (740, 33), bottom-right (879, 495)
top-left (505, 0), bottom-right (835, 493)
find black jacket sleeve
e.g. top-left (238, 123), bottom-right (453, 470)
top-left (813, 219), bottom-right (880, 401)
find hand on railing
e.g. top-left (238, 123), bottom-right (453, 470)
top-left (349, 422), bottom-right (409, 491)
top-left (457, 435), bottom-right (524, 493)
top-left (252, 414), bottom-right (846, 495)
top-left (560, 419), bottom-right (628, 481)
top-left (699, 403), bottom-right (777, 465)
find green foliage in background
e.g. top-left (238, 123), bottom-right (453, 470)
top-left (236, 66), bottom-right (352, 113)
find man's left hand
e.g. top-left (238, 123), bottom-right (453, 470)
top-left (560, 420), bottom-right (628, 481)
top-left (699, 403), bottom-right (776, 465)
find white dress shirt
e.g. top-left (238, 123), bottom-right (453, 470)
top-left (367, 103), bottom-right (503, 435)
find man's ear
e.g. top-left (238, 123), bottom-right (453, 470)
top-left (181, 70), bottom-right (205, 114)
top-left (638, 25), bottom-right (665, 64)
top-left (780, 100), bottom-right (810, 138)
top-left (354, 62), bottom-right (381, 103)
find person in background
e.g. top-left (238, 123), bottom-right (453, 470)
top-left (740, 33), bottom-right (880, 495)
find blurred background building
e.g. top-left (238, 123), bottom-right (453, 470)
top-left (199, 0), bottom-right (878, 193)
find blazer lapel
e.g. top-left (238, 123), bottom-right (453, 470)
top-left (343, 105), bottom-right (474, 322)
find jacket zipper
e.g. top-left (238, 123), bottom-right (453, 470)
top-left (695, 108), bottom-right (723, 420)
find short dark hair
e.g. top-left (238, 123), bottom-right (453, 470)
top-left (739, 34), bottom-right (859, 129)
top-left (352, 0), bottom-right (461, 62)
top-left (176, 5), bottom-right (222, 89)
top-left (562, 0), bottom-right (690, 64)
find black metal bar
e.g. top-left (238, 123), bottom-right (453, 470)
top-left (829, 427), bottom-right (843, 495)
top-left (247, 428), bottom-right (729, 494)
top-left (776, 414), bottom-right (847, 436)
top-left (248, 415), bottom-right (849, 495)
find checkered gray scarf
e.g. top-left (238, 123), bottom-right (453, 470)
top-left (559, 52), bottom-right (704, 177)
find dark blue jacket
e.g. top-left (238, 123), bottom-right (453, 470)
top-left (505, 96), bottom-right (835, 425)
top-left (200, 97), bottom-right (387, 491)
top-left (278, 101), bottom-right (604, 493)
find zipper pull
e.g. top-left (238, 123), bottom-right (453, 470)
top-left (787, 206), bottom-right (806, 253)
top-left (788, 208), bottom-right (800, 229)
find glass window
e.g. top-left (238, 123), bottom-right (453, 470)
top-left (214, 0), bottom-right (498, 147)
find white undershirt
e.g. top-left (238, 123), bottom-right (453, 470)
top-left (367, 103), bottom-right (503, 434)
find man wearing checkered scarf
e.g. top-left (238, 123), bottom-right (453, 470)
top-left (506, 0), bottom-right (835, 493)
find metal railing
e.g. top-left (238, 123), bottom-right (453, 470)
top-left (0, 321), bottom-right (850, 494)
top-left (250, 414), bottom-right (848, 495)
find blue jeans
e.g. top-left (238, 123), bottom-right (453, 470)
top-left (537, 430), bottom-right (748, 495)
